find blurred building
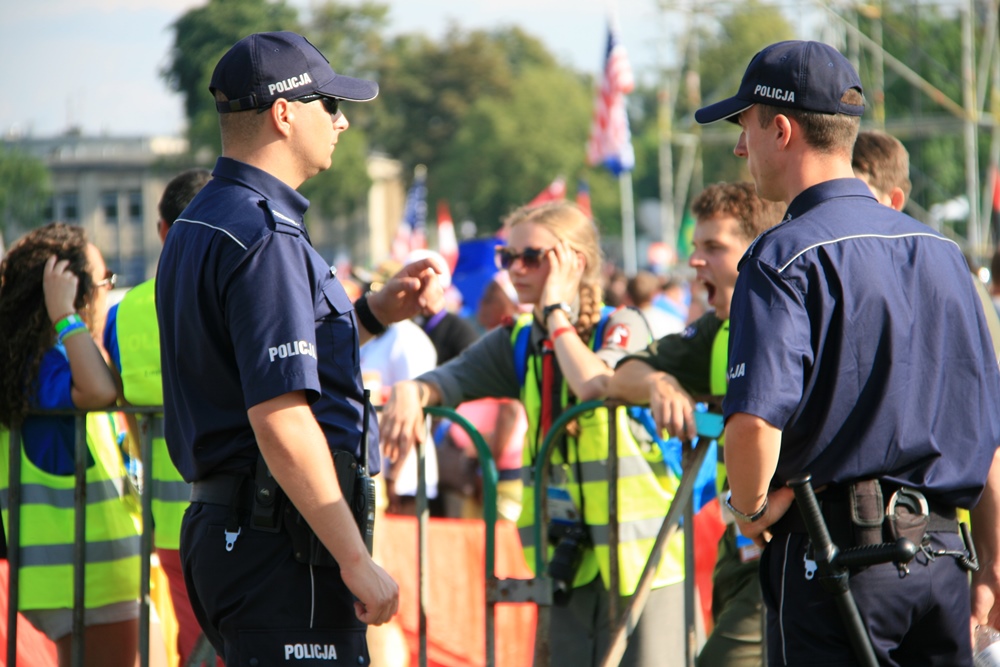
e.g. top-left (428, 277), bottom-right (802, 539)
top-left (4, 131), bottom-right (405, 288)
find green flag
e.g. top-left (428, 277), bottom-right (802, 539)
top-left (676, 209), bottom-right (696, 260)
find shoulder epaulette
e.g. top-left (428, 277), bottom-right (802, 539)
top-left (262, 200), bottom-right (305, 237)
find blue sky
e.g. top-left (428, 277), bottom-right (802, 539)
top-left (0, 0), bottom-right (822, 139)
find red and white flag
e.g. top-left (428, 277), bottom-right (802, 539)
top-left (576, 179), bottom-right (592, 219)
top-left (436, 200), bottom-right (459, 272)
top-left (586, 18), bottom-right (635, 175)
top-left (528, 177), bottom-right (567, 208)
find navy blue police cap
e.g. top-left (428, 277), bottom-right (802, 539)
top-left (210, 31), bottom-right (379, 114)
top-left (695, 40), bottom-right (864, 125)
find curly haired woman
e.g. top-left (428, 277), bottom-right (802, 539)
top-left (0, 223), bottom-right (140, 667)
top-left (381, 202), bottom-right (687, 666)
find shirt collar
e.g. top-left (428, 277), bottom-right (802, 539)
top-left (422, 309), bottom-right (448, 332)
top-left (738, 178), bottom-right (877, 271)
top-left (785, 178), bottom-right (877, 221)
top-left (212, 157), bottom-right (310, 222)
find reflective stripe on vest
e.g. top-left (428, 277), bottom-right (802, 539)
top-left (116, 279), bottom-right (162, 405)
top-left (20, 536), bottom-right (143, 567)
top-left (521, 454), bottom-right (660, 488)
top-left (511, 313), bottom-right (686, 596)
top-left (116, 277), bottom-right (190, 550)
top-left (710, 320), bottom-right (729, 494)
top-left (0, 476), bottom-right (126, 508)
top-left (0, 412), bottom-right (141, 610)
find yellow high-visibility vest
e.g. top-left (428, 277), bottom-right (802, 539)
top-left (116, 278), bottom-right (190, 551)
top-left (512, 313), bottom-right (685, 596)
top-left (0, 412), bottom-right (140, 610)
top-left (711, 320), bottom-right (729, 494)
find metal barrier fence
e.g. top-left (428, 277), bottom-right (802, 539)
top-left (413, 400), bottom-right (721, 667)
top-left (4, 400), bottom-right (721, 667)
top-left (6, 406), bottom-right (176, 667)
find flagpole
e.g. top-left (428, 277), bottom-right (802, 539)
top-left (619, 172), bottom-right (637, 276)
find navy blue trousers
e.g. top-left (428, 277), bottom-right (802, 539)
top-left (760, 531), bottom-right (972, 667)
top-left (180, 502), bottom-right (369, 666)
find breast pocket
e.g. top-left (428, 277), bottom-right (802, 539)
top-left (317, 280), bottom-right (360, 378)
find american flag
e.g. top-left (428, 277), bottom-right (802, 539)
top-left (391, 166), bottom-right (428, 261)
top-left (586, 20), bottom-right (635, 175)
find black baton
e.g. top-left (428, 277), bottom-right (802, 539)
top-left (787, 474), bottom-right (918, 667)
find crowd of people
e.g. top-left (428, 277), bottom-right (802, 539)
top-left (2, 31), bottom-right (1000, 667)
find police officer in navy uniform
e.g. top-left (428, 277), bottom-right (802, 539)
top-left (695, 40), bottom-right (1000, 665)
top-left (156, 31), bottom-right (444, 665)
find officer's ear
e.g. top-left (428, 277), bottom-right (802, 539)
top-left (773, 113), bottom-right (793, 150)
top-left (888, 187), bottom-right (906, 212)
top-left (270, 99), bottom-right (294, 138)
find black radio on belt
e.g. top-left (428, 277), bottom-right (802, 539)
top-left (283, 392), bottom-right (377, 567)
top-left (355, 389), bottom-right (376, 555)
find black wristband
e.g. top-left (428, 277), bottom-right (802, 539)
top-left (354, 292), bottom-right (387, 336)
top-left (542, 302), bottom-right (572, 323)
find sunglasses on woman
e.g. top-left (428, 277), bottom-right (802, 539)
top-left (95, 270), bottom-right (117, 289)
top-left (494, 246), bottom-right (551, 271)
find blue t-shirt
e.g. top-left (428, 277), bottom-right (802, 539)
top-left (104, 302), bottom-right (121, 373)
top-left (723, 178), bottom-right (1000, 508)
top-left (22, 345), bottom-right (93, 475)
top-left (156, 157), bottom-right (378, 481)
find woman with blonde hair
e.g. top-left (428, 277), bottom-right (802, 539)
top-left (381, 201), bottom-right (686, 665)
top-left (0, 223), bottom-right (140, 667)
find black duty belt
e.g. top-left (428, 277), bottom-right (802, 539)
top-left (190, 474), bottom-right (252, 507)
top-left (772, 481), bottom-right (958, 539)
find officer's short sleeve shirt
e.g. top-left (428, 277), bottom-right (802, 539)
top-left (157, 158), bottom-right (376, 481)
top-left (724, 179), bottom-right (1000, 508)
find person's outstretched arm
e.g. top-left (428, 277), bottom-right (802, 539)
top-left (608, 360), bottom-right (697, 441)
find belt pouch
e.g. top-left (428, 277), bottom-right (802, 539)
top-left (252, 455), bottom-right (283, 532)
top-left (285, 450), bottom-right (357, 568)
top-left (849, 479), bottom-right (885, 547)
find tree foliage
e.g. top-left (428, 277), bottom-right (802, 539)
top-left (372, 26), bottom-right (553, 169)
top-left (0, 146), bottom-right (51, 237)
top-left (859, 1), bottom-right (966, 211)
top-left (161, 0), bottom-right (301, 157)
top-left (306, 1), bottom-right (388, 135)
top-left (434, 65), bottom-right (593, 232)
top-left (693, 2), bottom-right (794, 187)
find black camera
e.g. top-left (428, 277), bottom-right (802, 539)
top-left (547, 521), bottom-right (592, 602)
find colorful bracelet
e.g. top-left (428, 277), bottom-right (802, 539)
top-left (57, 321), bottom-right (88, 344)
top-left (53, 313), bottom-right (83, 334)
top-left (550, 326), bottom-right (575, 342)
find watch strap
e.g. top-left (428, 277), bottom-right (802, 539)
top-left (542, 302), bottom-right (571, 322)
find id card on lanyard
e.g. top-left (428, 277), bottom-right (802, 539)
top-left (734, 522), bottom-right (762, 563)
